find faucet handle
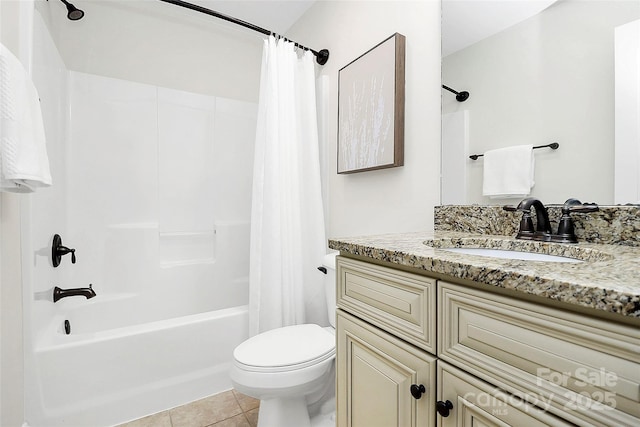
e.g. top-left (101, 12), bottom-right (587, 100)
top-left (52, 234), bottom-right (76, 267)
top-left (561, 199), bottom-right (599, 213)
top-left (567, 203), bottom-right (599, 213)
top-left (503, 205), bottom-right (535, 238)
top-left (553, 200), bottom-right (599, 243)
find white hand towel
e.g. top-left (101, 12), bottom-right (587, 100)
top-left (482, 144), bottom-right (534, 198)
top-left (0, 42), bottom-right (52, 193)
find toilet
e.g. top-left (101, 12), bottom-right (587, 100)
top-left (230, 253), bottom-right (338, 427)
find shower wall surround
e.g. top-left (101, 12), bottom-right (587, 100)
top-left (65, 70), bottom-right (256, 322)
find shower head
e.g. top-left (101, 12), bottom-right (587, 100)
top-left (60, 0), bottom-right (84, 21)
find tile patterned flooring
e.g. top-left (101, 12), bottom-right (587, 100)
top-left (117, 389), bottom-right (259, 427)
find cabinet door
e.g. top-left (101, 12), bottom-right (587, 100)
top-left (337, 310), bottom-right (436, 427)
top-left (438, 361), bottom-right (574, 427)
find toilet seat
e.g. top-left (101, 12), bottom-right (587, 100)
top-left (234, 324), bottom-right (335, 373)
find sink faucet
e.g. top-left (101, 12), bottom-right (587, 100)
top-left (505, 197), bottom-right (551, 240)
top-left (53, 284), bottom-right (96, 303)
top-left (504, 198), bottom-right (598, 243)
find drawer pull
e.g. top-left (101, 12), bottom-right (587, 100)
top-left (410, 384), bottom-right (426, 399)
top-left (436, 400), bottom-right (453, 417)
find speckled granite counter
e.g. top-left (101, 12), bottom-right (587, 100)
top-left (435, 205), bottom-right (640, 246)
top-left (328, 231), bottom-right (640, 319)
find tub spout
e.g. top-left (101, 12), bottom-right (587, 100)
top-left (53, 284), bottom-right (96, 303)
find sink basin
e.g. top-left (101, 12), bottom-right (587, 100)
top-left (442, 248), bottom-right (583, 263)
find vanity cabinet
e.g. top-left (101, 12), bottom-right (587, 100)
top-left (335, 256), bottom-right (640, 427)
top-left (439, 281), bottom-right (640, 426)
top-left (336, 310), bottom-right (436, 427)
top-left (335, 257), bottom-right (437, 427)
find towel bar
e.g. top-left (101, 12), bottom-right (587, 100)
top-left (469, 142), bottom-right (559, 160)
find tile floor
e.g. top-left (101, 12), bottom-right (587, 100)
top-left (117, 389), bottom-right (259, 427)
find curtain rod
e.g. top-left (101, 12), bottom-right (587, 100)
top-left (157, 0), bottom-right (330, 65)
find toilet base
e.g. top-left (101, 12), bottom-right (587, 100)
top-left (258, 396), bottom-right (310, 427)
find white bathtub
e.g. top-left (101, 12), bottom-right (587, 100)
top-left (26, 304), bottom-right (249, 427)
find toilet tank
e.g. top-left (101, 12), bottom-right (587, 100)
top-left (321, 252), bottom-right (339, 328)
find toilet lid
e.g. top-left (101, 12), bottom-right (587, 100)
top-left (234, 324), bottom-right (335, 370)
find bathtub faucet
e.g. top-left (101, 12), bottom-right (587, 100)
top-left (53, 284), bottom-right (96, 303)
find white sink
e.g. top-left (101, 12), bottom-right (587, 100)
top-left (442, 248), bottom-right (583, 263)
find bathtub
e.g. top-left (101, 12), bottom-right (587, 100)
top-left (26, 303), bottom-right (249, 427)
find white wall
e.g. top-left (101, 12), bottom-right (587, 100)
top-left (614, 19), bottom-right (640, 204)
top-left (288, 1), bottom-right (442, 238)
top-left (442, 0), bottom-right (640, 205)
top-left (0, 0), bottom-right (33, 424)
top-left (35, 0), bottom-right (263, 102)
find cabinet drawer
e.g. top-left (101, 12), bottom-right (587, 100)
top-left (439, 281), bottom-right (640, 427)
top-left (337, 256), bottom-right (436, 353)
top-left (438, 361), bottom-right (573, 427)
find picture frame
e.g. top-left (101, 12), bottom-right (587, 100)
top-left (337, 33), bottom-right (406, 174)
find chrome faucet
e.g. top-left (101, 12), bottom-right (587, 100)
top-left (53, 284), bottom-right (96, 303)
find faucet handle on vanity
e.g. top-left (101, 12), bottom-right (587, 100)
top-left (553, 199), bottom-right (599, 243)
top-left (503, 205), bottom-right (535, 239)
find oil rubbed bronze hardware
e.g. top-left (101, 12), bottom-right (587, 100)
top-left (157, 0), bottom-right (329, 65)
top-left (470, 142), bottom-right (559, 160)
top-left (442, 84), bottom-right (469, 102)
top-left (436, 400), bottom-right (453, 417)
top-left (410, 384), bottom-right (426, 399)
top-left (52, 234), bottom-right (76, 267)
top-left (53, 284), bottom-right (96, 302)
top-left (504, 198), bottom-right (598, 243)
top-left (553, 198), bottom-right (599, 243)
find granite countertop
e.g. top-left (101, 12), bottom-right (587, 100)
top-left (328, 231), bottom-right (640, 319)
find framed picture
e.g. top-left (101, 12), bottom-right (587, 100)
top-left (337, 33), bottom-right (405, 174)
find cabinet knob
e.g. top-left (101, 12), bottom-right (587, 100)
top-left (410, 384), bottom-right (426, 399)
top-left (436, 400), bottom-right (454, 417)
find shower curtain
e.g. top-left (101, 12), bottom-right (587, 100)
top-left (249, 36), bottom-right (327, 336)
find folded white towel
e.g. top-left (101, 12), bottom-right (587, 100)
top-left (482, 144), bottom-right (534, 198)
top-left (0, 42), bottom-right (52, 193)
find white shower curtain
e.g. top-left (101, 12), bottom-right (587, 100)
top-left (249, 36), bottom-right (328, 336)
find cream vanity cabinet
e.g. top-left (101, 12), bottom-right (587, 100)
top-left (336, 256), bottom-right (437, 427)
top-left (336, 256), bottom-right (640, 427)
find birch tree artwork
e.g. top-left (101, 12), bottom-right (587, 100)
top-left (338, 33), bottom-right (405, 174)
